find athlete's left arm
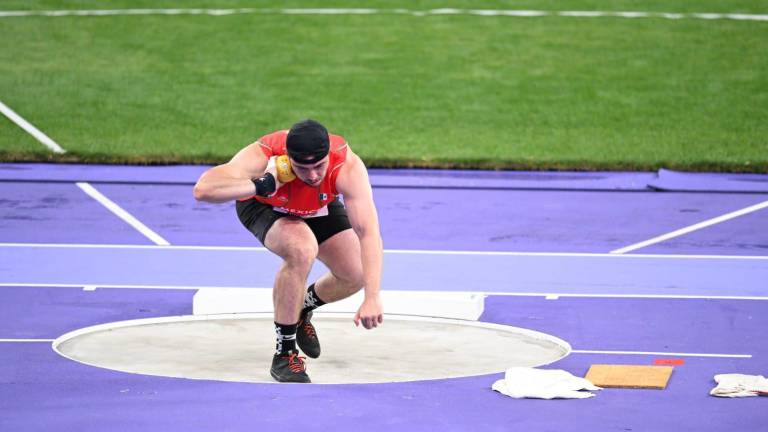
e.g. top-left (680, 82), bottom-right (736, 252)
top-left (336, 150), bottom-right (384, 330)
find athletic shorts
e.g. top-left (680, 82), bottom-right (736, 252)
top-left (236, 198), bottom-right (352, 246)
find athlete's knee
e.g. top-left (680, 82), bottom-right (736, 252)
top-left (339, 266), bottom-right (365, 290)
top-left (282, 243), bottom-right (319, 270)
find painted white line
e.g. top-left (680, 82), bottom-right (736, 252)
top-left (0, 242), bottom-right (266, 252)
top-left (558, 11), bottom-right (608, 17)
top-left (0, 100), bottom-right (66, 153)
top-left (281, 8), bottom-right (378, 15)
top-left (2, 283), bottom-right (768, 301)
top-left (76, 182), bottom-right (170, 246)
top-left (385, 249), bottom-right (768, 260)
top-left (485, 292), bottom-right (768, 301)
top-left (572, 350), bottom-right (752, 359)
top-left (0, 8), bottom-right (256, 17)
top-left (611, 199), bottom-right (768, 254)
top-left (0, 8), bottom-right (766, 22)
top-left (0, 283), bottom-right (214, 290)
top-left (1, 242), bottom-right (767, 260)
top-left (0, 339), bottom-right (55, 343)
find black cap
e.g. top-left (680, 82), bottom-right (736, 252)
top-left (286, 119), bottom-right (330, 164)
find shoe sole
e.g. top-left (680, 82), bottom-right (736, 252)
top-left (299, 347), bottom-right (321, 359)
top-left (270, 369), bottom-right (311, 384)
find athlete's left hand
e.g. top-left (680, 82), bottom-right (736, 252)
top-left (354, 295), bottom-right (383, 329)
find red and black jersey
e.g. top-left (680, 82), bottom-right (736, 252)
top-left (247, 130), bottom-right (349, 218)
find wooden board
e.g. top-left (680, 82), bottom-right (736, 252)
top-left (585, 365), bottom-right (674, 389)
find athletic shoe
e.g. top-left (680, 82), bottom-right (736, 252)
top-left (270, 351), bottom-right (311, 383)
top-left (297, 310), bottom-right (321, 359)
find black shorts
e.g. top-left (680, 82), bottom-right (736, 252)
top-left (236, 198), bottom-right (352, 245)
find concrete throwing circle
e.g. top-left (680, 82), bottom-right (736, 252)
top-left (53, 313), bottom-right (571, 384)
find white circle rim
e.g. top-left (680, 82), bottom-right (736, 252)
top-left (52, 312), bottom-right (572, 385)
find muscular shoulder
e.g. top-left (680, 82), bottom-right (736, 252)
top-left (256, 130), bottom-right (289, 157)
top-left (226, 141), bottom-right (269, 179)
top-left (336, 149), bottom-right (370, 196)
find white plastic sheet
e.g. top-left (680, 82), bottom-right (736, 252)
top-left (492, 367), bottom-right (602, 399)
top-left (710, 374), bottom-right (768, 398)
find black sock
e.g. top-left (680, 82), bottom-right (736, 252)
top-left (301, 283), bottom-right (326, 317)
top-left (274, 322), bottom-right (297, 355)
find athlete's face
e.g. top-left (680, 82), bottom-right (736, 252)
top-left (290, 156), bottom-right (329, 187)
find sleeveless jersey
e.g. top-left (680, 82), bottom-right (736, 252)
top-left (248, 130), bottom-right (348, 218)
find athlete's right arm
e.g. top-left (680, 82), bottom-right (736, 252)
top-left (193, 143), bottom-right (269, 203)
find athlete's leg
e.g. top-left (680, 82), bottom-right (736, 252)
top-left (293, 228), bottom-right (363, 360)
top-left (263, 217), bottom-right (319, 326)
top-left (314, 228), bottom-right (365, 303)
top-left (236, 202), bottom-right (313, 382)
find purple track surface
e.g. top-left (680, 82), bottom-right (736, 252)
top-left (1, 164), bottom-right (767, 432)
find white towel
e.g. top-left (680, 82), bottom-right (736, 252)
top-left (492, 367), bottom-right (602, 399)
top-left (710, 374), bottom-right (768, 398)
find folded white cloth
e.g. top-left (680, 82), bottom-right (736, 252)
top-left (710, 374), bottom-right (768, 398)
top-left (492, 367), bottom-right (602, 399)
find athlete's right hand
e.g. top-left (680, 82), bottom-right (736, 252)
top-left (264, 157), bottom-right (283, 191)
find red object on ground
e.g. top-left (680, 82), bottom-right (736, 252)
top-left (654, 358), bottom-right (685, 366)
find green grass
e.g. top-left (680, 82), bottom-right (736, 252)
top-left (1, 1), bottom-right (767, 171)
top-left (3, 0), bottom-right (767, 14)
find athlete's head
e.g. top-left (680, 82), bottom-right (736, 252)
top-left (286, 119), bottom-right (330, 186)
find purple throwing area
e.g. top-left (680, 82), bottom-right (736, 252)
top-left (1, 163), bottom-right (767, 431)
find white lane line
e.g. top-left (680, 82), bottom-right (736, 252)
top-left (0, 283), bottom-right (270, 290)
top-left (0, 100), bottom-right (66, 153)
top-left (486, 292), bottom-right (768, 301)
top-left (0, 8), bottom-right (766, 22)
top-left (1, 242), bottom-right (767, 260)
top-left (0, 242), bottom-right (266, 251)
top-left (0, 339), bottom-right (55, 342)
top-left (386, 248), bottom-right (768, 260)
top-left (611, 199), bottom-right (768, 254)
top-left (572, 350), bottom-right (752, 359)
top-left (76, 182), bottom-right (170, 246)
top-left (2, 283), bottom-right (768, 301)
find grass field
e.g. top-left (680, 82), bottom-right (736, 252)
top-left (1, 1), bottom-right (767, 171)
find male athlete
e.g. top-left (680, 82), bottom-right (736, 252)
top-left (193, 119), bottom-right (384, 383)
